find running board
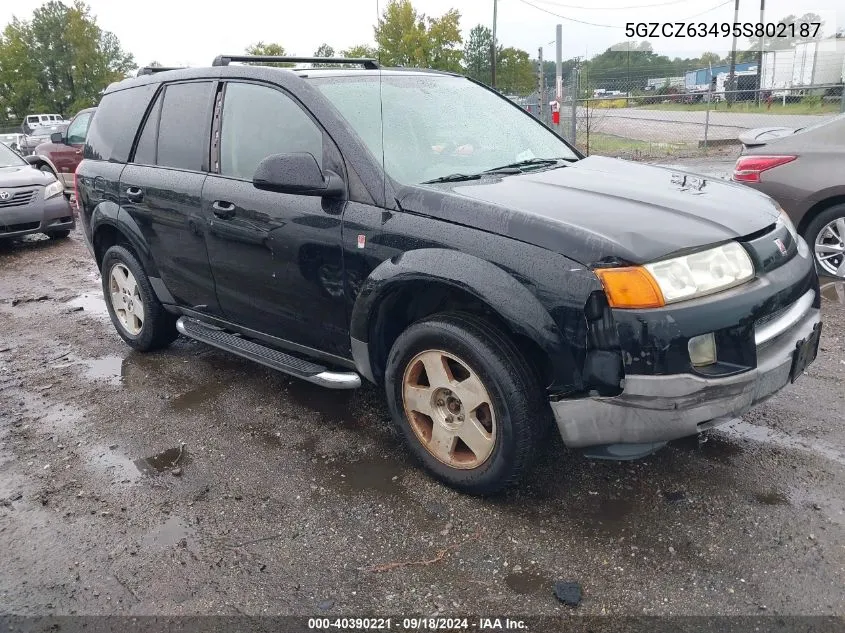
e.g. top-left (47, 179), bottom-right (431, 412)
top-left (176, 317), bottom-right (361, 390)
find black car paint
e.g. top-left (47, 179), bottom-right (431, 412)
top-left (76, 65), bottom-right (815, 400)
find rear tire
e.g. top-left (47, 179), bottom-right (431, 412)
top-left (101, 245), bottom-right (178, 351)
top-left (803, 204), bottom-right (845, 278)
top-left (385, 312), bottom-right (550, 495)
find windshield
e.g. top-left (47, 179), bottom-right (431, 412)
top-left (311, 74), bottom-right (578, 185)
top-left (793, 112), bottom-right (845, 136)
top-left (0, 143), bottom-right (26, 167)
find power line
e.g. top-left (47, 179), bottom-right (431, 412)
top-left (518, 0), bottom-right (736, 29)
top-left (532, 0), bottom-right (694, 11)
top-left (515, 0), bottom-right (617, 27)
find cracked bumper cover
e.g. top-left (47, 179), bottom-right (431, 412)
top-left (551, 294), bottom-right (821, 448)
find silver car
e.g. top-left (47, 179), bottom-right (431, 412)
top-left (0, 142), bottom-right (74, 240)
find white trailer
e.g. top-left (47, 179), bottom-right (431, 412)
top-left (762, 40), bottom-right (845, 91)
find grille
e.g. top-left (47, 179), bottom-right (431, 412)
top-left (0, 221), bottom-right (39, 234)
top-left (754, 304), bottom-right (790, 330)
top-left (0, 188), bottom-right (38, 209)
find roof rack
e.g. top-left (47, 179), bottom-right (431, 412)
top-left (137, 66), bottom-right (186, 76)
top-left (212, 55), bottom-right (380, 70)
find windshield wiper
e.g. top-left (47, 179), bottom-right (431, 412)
top-left (482, 157), bottom-right (572, 174)
top-left (421, 173), bottom-right (482, 184)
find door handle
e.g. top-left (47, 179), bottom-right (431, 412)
top-left (125, 186), bottom-right (144, 203)
top-left (74, 149), bottom-right (82, 155)
top-left (212, 200), bottom-right (236, 220)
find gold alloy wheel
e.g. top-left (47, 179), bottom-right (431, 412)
top-left (109, 263), bottom-right (144, 336)
top-left (401, 349), bottom-right (497, 469)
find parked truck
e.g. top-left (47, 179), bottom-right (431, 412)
top-left (761, 40), bottom-right (845, 96)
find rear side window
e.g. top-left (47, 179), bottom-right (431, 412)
top-left (85, 83), bottom-right (157, 162)
top-left (155, 81), bottom-right (214, 172)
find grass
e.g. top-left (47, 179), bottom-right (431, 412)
top-left (631, 100), bottom-right (840, 115)
top-left (577, 132), bottom-right (697, 158)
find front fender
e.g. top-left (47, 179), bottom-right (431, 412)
top-left (350, 248), bottom-right (572, 385)
top-left (24, 154), bottom-right (60, 174)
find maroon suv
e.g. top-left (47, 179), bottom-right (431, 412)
top-left (26, 107), bottom-right (96, 193)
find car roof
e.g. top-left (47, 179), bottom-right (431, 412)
top-left (104, 65), bottom-right (458, 94)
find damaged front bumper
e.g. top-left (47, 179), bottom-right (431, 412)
top-left (552, 288), bottom-right (821, 449)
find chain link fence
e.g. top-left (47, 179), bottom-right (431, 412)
top-left (519, 66), bottom-right (844, 160)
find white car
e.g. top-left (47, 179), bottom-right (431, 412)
top-left (23, 114), bottom-right (69, 133)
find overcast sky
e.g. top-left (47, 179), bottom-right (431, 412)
top-left (1, 0), bottom-right (842, 66)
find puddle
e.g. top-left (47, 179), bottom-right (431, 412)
top-left (820, 280), bottom-right (845, 305)
top-left (66, 292), bottom-right (109, 318)
top-left (318, 454), bottom-right (406, 497)
top-left (724, 420), bottom-right (845, 467)
top-left (754, 490), bottom-right (790, 506)
top-left (83, 355), bottom-right (124, 385)
top-left (285, 380), bottom-right (357, 426)
top-left (170, 383), bottom-right (220, 411)
top-left (143, 516), bottom-right (196, 549)
top-left (505, 571), bottom-right (550, 595)
top-left (134, 444), bottom-right (188, 475)
top-left (89, 447), bottom-right (143, 483)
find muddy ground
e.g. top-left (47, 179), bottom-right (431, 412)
top-left (1, 229), bottom-right (845, 621)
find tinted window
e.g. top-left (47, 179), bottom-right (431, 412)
top-left (156, 82), bottom-right (213, 171)
top-left (66, 111), bottom-right (93, 145)
top-left (85, 83), bottom-right (157, 162)
top-left (220, 82), bottom-right (322, 180)
top-left (133, 94), bottom-right (162, 165)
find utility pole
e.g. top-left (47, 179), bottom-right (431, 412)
top-left (491, 0), bottom-right (498, 89)
top-left (755, 0), bottom-right (765, 105)
top-left (538, 47), bottom-right (544, 119)
top-left (555, 24), bottom-right (562, 104)
top-left (727, 0), bottom-right (740, 107)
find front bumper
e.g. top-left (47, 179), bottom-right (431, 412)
top-left (0, 193), bottom-right (74, 238)
top-left (552, 288), bottom-right (821, 448)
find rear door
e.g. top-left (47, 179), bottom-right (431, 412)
top-left (120, 80), bottom-right (222, 314)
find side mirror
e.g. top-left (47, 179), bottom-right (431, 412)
top-left (50, 132), bottom-right (64, 144)
top-left (253, 153), bottom-right (343, 198)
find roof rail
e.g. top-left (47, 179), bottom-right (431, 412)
top-left (137, 66), bottom-right (186, 76)
top-left (212, 55), bottom-right (380, 70)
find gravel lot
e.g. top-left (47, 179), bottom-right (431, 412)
top-left (1, 230), bottom-right (844, 624)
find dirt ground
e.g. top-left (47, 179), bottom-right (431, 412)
top-left (2, 230), bottom-right (845, 623)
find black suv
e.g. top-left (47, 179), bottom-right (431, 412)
top-left (77, 56), bottom-right (821, 494)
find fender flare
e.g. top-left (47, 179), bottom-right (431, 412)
top-left (24, 154), bottom-right (60, 175)
top-left (90, 202), bottom-right (160, 279)
top-left (350, 248), bottom-right (574, 386)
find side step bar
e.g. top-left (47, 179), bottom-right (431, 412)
top-left (176, 317), bottom-right (361, 390)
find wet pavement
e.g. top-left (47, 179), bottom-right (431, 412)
top-left (1, 231), bottom-right (845, 618)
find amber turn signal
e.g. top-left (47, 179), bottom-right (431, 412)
top-left (595, 267), bottom-right (666, 309)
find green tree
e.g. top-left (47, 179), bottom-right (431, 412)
top-left (313, 43), bottom-right (335, 58)
top-left (341, 44), bottom-right (379, 59)
top-left (463, 24), bottom-right (492, 84)
top-left (0, 0), bottom-right (135, 119)
top-left (699, 51), bottom-right (723, 67)
top-left (496, 47), bottom-right (534, 94)
top-left (374, 0), bottom-right (462, 71)
top-left (245, 41), bottom-right (294, 67)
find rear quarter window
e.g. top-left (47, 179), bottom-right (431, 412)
top-left (84, 83), bottom-right (157, 162)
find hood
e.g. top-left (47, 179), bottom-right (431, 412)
top-left (0, 164), bottom-right (55, 188)
top-left (738, 126), bottom-right (795, 147)
top-left (397, 155), bottom-right (780, 266)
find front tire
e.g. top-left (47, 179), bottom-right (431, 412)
top-left (101, 245), bottom-right (177, 351)
top-left (804, 204), bottom-right (845, 278)
top-left (385, 313), bottom-right (549, 495)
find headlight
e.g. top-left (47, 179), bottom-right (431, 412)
top-left (44, 179), bottom-right (63, 200)
top-left (596, 242), bottom-right (755, 308)
top-left (776, 208), bottom-right (809, 258)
